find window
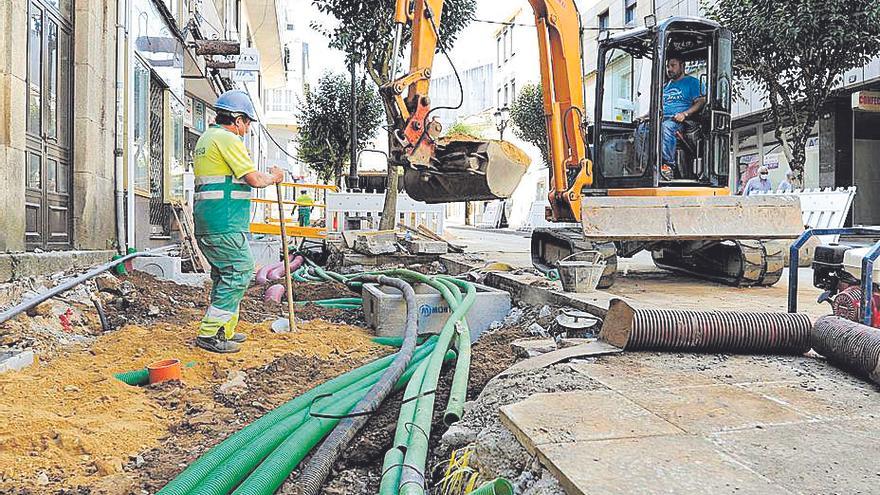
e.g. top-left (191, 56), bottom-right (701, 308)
top-left (510, 79), bottom-right (516, 101)
top-left (497, 88), bottom-right (502, 108)
top-left (496, 36), bottom-right (502, 66)
top-left (302, 42), bottom-right (310, 75)
top-left (624, 0), bottom-right (637, 25)
top-left (508, 25), bottom-right (514, 57)
top-left (132, 57), bottom-right (151, 193)
top-left (265, 88), bottom-right (295, 113)
top-left (504, 84), bottom-right (509, 106)
top-left (598, 10), bottom-right (609, 31)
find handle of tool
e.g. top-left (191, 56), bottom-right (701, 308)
top-left (275, 182), bottom-right (296, 332)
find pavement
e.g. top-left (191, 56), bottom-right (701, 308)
top-left (446, 226), bottom-right (880, 494)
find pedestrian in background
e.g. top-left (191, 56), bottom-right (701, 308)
top-left (778, 170), bottom-right (795, 192)
top-left (296, 190), bottom-right (315, 227)
top-left (742, 165), bottom-right (773, 196)
top-left (192, 90), bottom-right (284, 353)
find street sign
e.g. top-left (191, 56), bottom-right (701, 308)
top-left (236, 47), bottom-right (261, 71)
top-left (232, 70), bottom-right (257, 83)
top-left (852, 90), bottom-right (880, 112)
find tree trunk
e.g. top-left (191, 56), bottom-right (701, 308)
top-left (378, 130), bottom-right (398, 230)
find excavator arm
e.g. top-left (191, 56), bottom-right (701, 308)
top-left (383, 0), bottom-right (589, 219)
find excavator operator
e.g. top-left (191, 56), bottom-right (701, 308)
top-left (659, 54), bottom-right (705, 179)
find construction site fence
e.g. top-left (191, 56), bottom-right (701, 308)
top-left (324, 192), bottom-right (445, 234)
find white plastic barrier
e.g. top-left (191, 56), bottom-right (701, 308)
top-left (755, 187), bottom-right (857, 242)
top-left (476, 201), bottom-right (504, 229)
top-left (517, 201), bottom-right (579, 233)
top-left (325, 192), bottom-right (446, 234)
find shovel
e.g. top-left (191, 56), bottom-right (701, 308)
top-left (272, 182), bottom-right (297, 333)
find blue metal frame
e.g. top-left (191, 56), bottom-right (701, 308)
top-left (788, 227), bottom-right (880, 326)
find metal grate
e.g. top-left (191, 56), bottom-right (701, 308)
top-left (148, 76), bottom-right (169, 236)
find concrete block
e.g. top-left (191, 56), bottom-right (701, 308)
top-left (353, 231), bottom-right (397, 255)
top-left (362, 282), bottom-right (510, 341)
top-left (402, 239), bottom-right (447, 255)
top-left (0, 250), bottom-right (115, 282)
top-left (132, 256), bottom-right (182, 281)
top-left (0, 349), bottom-right (35, 373)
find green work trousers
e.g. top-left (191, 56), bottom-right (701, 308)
top-left (196, 233), bottom-right (255, 339)
top-left (297, 208), bottom-right (311, 227)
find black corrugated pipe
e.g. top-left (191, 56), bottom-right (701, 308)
top-left (812, 316), bottom-right (880, 385)
top-left (600, 299), bottom-right (812, 355)
top-left (0, 245), bottom-right (175, 325)
top-left (293, 274), bottom-right (420, 495)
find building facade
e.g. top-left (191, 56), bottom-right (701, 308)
top-left (0, 0), bottom-right (284, 277)
top-left (579, 0), bottom-right (880, 224)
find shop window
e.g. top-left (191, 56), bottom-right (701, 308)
top-left (132, 57), bottom-right (151, 194)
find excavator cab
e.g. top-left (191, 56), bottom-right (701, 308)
top-left (593, 17), bottom-right (732, 190)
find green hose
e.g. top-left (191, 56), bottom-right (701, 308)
top-left (156, 339), bottom-right (437, 495)
top-left (378, 358), bottom-right (430, 495)
top-left (230, 350), bottom-right (457, 495)
top-left (186, 345), bottom-right (440, 495)
top-left (469, 478), bottom-right (514, 495)
top-left (386, 273), bottom-right (476, 495)
top-left (437, 276), bottom-right (474, 426)
top-left (372, 335), bottom-right (433, 348)
top-left (114, 368), bottom-right (149, 386)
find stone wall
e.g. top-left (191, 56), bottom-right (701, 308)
top-left (72, 0), bottom-right (118, 250)
top-left (0, 0), bottom-right (117, 253)
top-left (0, 0), bottom-right (29, 252)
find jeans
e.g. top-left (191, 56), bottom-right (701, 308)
top-left (661, 119), bottom-right (682, 166)
top-left (634, 119), bottom-right (682, 168)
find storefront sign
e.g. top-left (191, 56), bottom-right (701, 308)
top-left (232, 70), bottom-right (257, 83)
top-left (763, 153), bottom-right (780, 169)
top-left (184, 96), bottom-right (194, 127)
top-left (852, 90), bottom-right (880, 112)
top-left (236, 48), bottom-right (261, 71)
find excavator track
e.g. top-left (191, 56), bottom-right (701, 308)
top-left (531, 227), bottom-right (618, 289)
top-left (651, 239), bottom-right (787, 287)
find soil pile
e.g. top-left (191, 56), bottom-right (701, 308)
top-left (0, 319), bottom-right (382, 492)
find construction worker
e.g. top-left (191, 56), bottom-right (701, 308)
top-left (192, 89), bottom-right (284, 353)
top-left (742, 165), bottom-right (773, 196)
top-left (660, 54), bottom-right (705, 180)
top-left (296, 190), bottom-right (315, 227)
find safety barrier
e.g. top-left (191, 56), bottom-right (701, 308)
top-left (517, 200), bottom-right (580, 233)
top-left (250, 182), bottom-right (338, 239)
top-left (324, 192), bottom-right (445, 234)
top-left (754, 187), bottom-right (857, 242)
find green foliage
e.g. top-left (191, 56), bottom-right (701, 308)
top-left (706, 0), bottom-right (880, 180)
top-left (295, 72), bottom-right (385, 184)
top-left (443, 121), bottom-right (484, 139)
top-left (311, 0), bottom-right (476, 86)
top-left (509, 83), bottom-right (548, 166)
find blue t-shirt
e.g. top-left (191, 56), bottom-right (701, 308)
top-left (663, 75), bottom-right (703, 116)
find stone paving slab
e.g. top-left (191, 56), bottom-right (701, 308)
top-left (625, 384), bottom-right (811, 434)
top-left (736, 378), bottom-right (880, 421)
top-left (499, 390), bottom-right (683, 456)
top-left (710, 420), bottom-right (880, 494)
top-left (570, 359), bottom-right (722, 391)
top-left (538, 435), bottom-right (792, 495)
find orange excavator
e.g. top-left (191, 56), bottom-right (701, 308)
top-left (382, 0), bottom-right (803, 288)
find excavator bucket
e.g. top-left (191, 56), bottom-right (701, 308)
top-left (580, 195), bottom-right (804, 241)
top-left (404, 135), bottom-right (530, 204)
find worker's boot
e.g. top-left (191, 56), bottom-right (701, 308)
top-left (196, 335), bottom-right (241, 353)
top-left (230, 333), bottom-right (247, 343)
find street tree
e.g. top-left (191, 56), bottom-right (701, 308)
top-left (509, 83), bottom-right (549, 166)
top-left (295, 72), bottom-right (384, 186)
top-left (707, 0), bottom-right (880, 185)
top-left (312, 0), bottom-right (476, 229)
